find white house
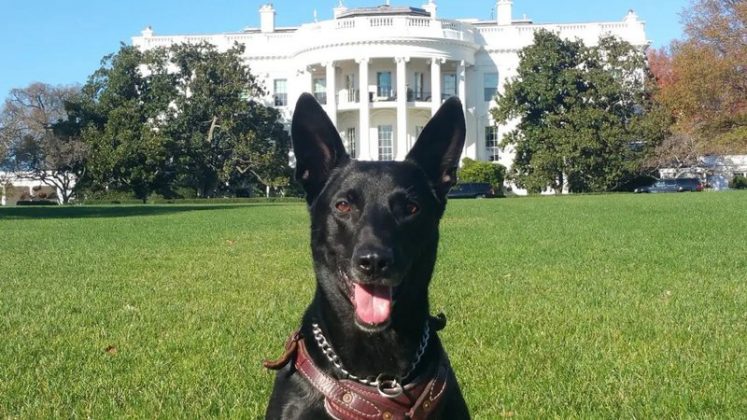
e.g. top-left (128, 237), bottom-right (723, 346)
top-left (132, 1), bottom-right (648, 179)
top-left (660, 155), bottom-right (747, 190)
top-left (0, 172), bottom-right (68, 206)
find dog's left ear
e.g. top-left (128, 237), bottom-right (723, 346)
top-left (406, 97), bottom-right (466, 199)
top-left (292, 93), bottom-right (350, 204)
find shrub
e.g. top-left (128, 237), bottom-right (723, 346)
top-left (17, 200), bottom-right (57, 206)
top-left (82, 190), bottom-right (138, 204)
top-left (459, 158), bottom-right (506, 191)
top-left (731, 175), bottom-right (747, 189)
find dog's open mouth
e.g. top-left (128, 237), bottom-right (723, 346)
top-left (353, 283), bottom-right (393, 327)
top-left (340, 270), bottom-right (396, 330)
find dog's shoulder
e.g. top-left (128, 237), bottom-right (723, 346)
top-left (265, 361), bottom-right (328, 419)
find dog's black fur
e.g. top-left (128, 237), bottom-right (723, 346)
top-left (265, 93), bottom-right (469, 419)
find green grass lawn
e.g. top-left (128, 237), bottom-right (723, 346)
top-left (1, 193), bottom-right (745, 418)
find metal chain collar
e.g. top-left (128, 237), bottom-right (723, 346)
top-left (311, 321), bottom-right (430, 398)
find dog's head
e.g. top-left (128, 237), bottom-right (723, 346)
top-left (292, 93), bottom-right (465, 332)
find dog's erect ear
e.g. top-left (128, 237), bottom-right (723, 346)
top-left (292, 93), bottom-right (349, 204)
top-left (406, 97), bottom-right (466, 199)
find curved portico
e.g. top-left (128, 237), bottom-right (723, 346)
top-left (291, 11), bottom-right (479, 161)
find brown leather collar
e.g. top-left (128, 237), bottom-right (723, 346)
top-left (264, 331), bottom-right (452, 420)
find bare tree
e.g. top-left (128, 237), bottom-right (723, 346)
top-left (646, 132), bottom-right (703, 177)
top-left (37, 133), bottom-right (87, 204)
top-left (0, 83), bottom-right (84, 203)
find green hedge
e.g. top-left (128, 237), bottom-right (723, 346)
top-left (731, 175), bottom-right (747, 190)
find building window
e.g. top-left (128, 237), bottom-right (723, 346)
top-left (377, 72), bottom-right (392, 99)
top-left (378, 125), bottom-right (393, 161)
top-left (486, 126), bottom-right (500, 162)
top-left (346, 127), bottom-right (357, 158)
top-left (442, 73), bottom-right (457, 100)
top-left (346, 74), bottom-right (359, 102)
top-left (412, 72), bottom-right (426, 101)
top-left (273, 79), bottom-right (287, 107)
top-left (313, 78), bottom-right (327, 104)
top-left (484, 72), bottom-right (498, 102)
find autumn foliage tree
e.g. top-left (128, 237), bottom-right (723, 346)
top-left (649, 0), bottom-right (747, 164)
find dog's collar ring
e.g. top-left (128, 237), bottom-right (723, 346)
top-left (376, 374), bottom-right (404, 398)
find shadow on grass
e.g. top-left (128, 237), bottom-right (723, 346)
top-left (0, 204), bottom-right (289, 220)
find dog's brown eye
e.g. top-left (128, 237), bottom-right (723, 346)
top-left (335, 200), bottom-right (352, 213)
top-left (406, 202), bottom-right (420, 215)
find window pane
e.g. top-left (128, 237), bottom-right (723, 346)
top-left (313, 78), bottom-right (327, 104)
top-left (413, 72), bottom-right (427, 101)
top-left (443, 74), bottom-right (456, 99)
top-left (346, 127), bottom-right (357, 158)
top-left (485, 125), bottom-right (500, 162)
top-left (273, 79), bottom-right (288, 106)
top-left (484, 72), bottom-right (498, 102)
top-left (378, 125), bottom-right (393, 161)
top-left (377, 72), bottom-right (392, 97)
top-left (346, 74), bottom-right (359, 102)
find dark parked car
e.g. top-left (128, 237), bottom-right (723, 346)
top-left (447, 182), bottom-right (496, 199)
top-left (634, 178), bottom-right (703, 193)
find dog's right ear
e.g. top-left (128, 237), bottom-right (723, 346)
top-left (406, 97), bottom-right (466, 200)
top-left (292, 93), bottom-right (349, 204)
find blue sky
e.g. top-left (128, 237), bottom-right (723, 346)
top-left (1, 0), bottom-right (689, 103)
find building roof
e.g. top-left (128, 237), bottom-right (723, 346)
top-left (337, 5), bottom-right (430, 19)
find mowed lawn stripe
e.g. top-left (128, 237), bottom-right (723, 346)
top-left (0, 194), bottom-right (745, 417)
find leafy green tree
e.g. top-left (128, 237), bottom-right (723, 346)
top-left (492, 30), bottom-right (659, 193)
top-left (69, 42), bottom-right (291, 201)
top-left (74, 45), bottom-right (177, 202)
top-left (167, 42), bottom-right (290, 197)
top-left (458, 157), bottom-right (506, 189)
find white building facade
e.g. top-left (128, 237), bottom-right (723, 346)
top-left (132, 1), bottom-right (647, 172)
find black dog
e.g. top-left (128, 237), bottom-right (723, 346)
top-left (265, 93), bottom-right (469, 419)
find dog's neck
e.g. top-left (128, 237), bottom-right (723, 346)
top-left (304, 282), bottom-right (432, 381)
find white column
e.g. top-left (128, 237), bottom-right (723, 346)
top-left (458, 60), bottom-right (467, 113)
top-left (458, 60), bottom-right (469, 158)
top-left (430, 58), bottom-right (443, 116)
top-left (395, 57), bottom-right (409, 160)
top-left (357, 58), bottom-right (371, 160)
top-left (325, 61), bottom-right (337, 127)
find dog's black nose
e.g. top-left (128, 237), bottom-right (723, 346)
top-left (355, 248), bottom-right (394, 278)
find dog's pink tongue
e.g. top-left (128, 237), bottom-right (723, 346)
top-left (354, 284), bottom-right (392, 325)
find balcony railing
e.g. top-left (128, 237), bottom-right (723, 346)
top-left (298, 16), bottom-right (476, 45)
top-left (408, 90), bottom-right (431, 102)
top-left (319, 89), bottom-right (456, 106)
top-left (376, 87), bottom-right (395, 100)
